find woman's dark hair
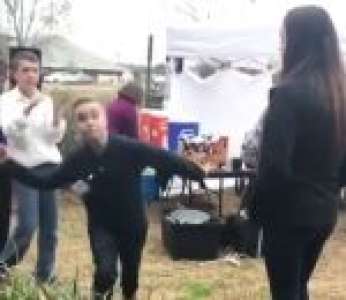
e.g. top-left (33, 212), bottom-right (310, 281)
top-left (281, 5), bottom-right (346, 151)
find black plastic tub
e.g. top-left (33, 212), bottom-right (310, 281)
top-left (161, 212), bottom-right (223, 260)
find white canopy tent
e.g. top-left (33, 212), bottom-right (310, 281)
top-left (163, 4), bottom-right (346, 192)
top-left (165, 25), bottom-right (277, 157)
top-left (166, 26), bottom-right (278, 60)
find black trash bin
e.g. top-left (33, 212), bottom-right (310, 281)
top-left (161, 209), bottom-right (223, 260)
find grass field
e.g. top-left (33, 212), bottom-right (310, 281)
top-left (1, 84), bottom-right (346, 299)
top-left (2, 190), bottom-right (346, 300)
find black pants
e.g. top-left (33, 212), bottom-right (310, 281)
top-left (0, 166), bottom-right (11, 253)
top-left (263, 224), bottom-right (334, 300)
top-left (88, 220), bottom-right (147, 299)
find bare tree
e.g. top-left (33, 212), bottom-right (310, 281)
top-left (173, 0), bottom-right (209, 23)
top-left (2, 0), bottom-right (71, 46)
top-left (174, 0), bottom-right (257, 22)
top-left (174, 0), bottom-right (200, 22)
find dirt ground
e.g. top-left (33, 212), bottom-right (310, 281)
top-left (15, 191), bottom-right (346, 300)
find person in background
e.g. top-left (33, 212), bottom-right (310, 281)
top-left (253, 6), bottom-right (346, 300)
top-left (0, 59), bottom-right (11, 262)
top-left (107, 82), bottom-right (143, 279)
top-left (0, 50), bottom-right (66, 283)
top-left (241, 109), bottom-right (266, 170)
top-left (107, 81), bottom-right (142, 139)
top-left (241, 71), bottom-right (280, 169)
top-left (8, 97), bottom-right (205, 300)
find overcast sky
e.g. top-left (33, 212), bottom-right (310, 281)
top-left (68, 0), bottom-right (346, 64)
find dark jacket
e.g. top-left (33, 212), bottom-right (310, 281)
top-left (9, 135), bottom-right (204, 230)
top-left (253, 80), bottom-right (342, 227)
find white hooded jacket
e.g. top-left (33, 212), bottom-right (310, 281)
top-left (0, 87), bottom-right (66, 167)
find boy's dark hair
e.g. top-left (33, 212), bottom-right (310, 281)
top-left (118, 81), bottom-right (143, 105)
top-left (73, 97), bottom-right (103, 110)
top-left (10, 50), bottom-right (40, 71)
top-left (9, 48), bottom-right (42, 89)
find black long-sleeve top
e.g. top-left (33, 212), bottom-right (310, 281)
top-left (254, 80), bottom-right (343, 227)
top-left (9, 135), bottom-right (204, 229)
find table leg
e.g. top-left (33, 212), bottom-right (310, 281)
top-left (218, 177), bottom-right (224, 217)
top-left (257, 228), bottom-right (263, 258)
top-left (188, 179), bottom-right (192, 205)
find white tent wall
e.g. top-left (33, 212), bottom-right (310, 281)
top-left (166, 69), bottom-right (271, 157)
top-left (166, 26), bottom-right (278, 60)
top-left (164, 6), bottom-right (346, 191)
top-left (165, 25), bottom-right (346, 157)
top-left (166, 26), bottom-right (275, 158)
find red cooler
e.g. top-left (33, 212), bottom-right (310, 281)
top-left (139, 112), bottom-right (152, 144)
top-left (150, 115), bottom-right (168, 148)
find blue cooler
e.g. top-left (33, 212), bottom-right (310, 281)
top-left (141, 168), bottom-right (159, 203)
top-left (168, 122), bottom-right (199, 151)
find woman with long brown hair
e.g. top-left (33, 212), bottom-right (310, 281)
top-left (253, 6), bottom-right (346, 300)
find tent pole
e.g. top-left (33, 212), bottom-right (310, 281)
top-left (146, 34), bottom-right (153, 108)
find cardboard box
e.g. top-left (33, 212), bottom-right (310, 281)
top-left (181, 136), bottom-right (229, 171)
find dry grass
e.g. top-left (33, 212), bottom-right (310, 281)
top-left (4, 85), bottom-right (343, 299)
top-left (12, 191), bottom-right (346, 300)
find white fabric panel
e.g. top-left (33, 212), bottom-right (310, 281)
top-left (167, 26), bottom-right (278, 60)
top-left (166, 69), bottom-right (271, 157)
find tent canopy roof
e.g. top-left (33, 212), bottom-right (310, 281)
top-left (167, 26), bottom-right (278, 60)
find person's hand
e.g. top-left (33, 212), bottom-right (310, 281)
top-left (194, 164), bottom-right (207, 189)
top-left (23, 101), bottom-right (39, 117)
top-left (186, 160), bottom-right (206, 187)
top-left (70, 180), bottom-right (90, 196)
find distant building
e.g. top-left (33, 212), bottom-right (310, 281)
top-left (35, 35), bottom-right (124, 83)
top-left (1, 33), bottom-right (125, 83)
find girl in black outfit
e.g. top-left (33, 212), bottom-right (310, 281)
top-left (253, 6), bottom-right (346, 300)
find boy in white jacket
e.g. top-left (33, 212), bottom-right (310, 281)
top-left (0, 50), bottom-right (65, 282)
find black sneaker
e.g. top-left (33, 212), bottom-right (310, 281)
top-left (0, 262), bottom-right (9, 282)
top-left (36, 274), bottom-right (57, 285)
